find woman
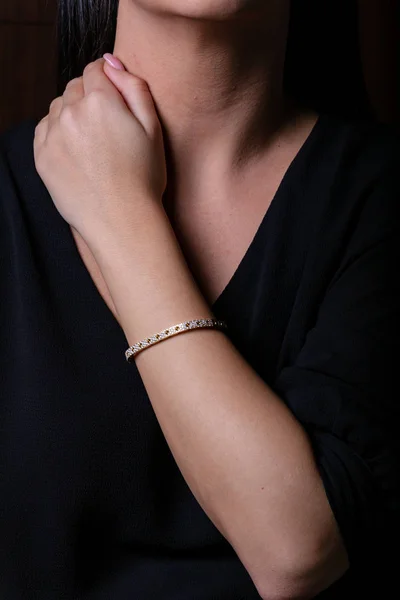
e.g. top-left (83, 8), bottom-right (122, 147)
top-left (0, 1), bottom-right (399, 598)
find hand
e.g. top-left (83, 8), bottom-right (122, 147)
top-left (33, 56), bottom-right (167, 242)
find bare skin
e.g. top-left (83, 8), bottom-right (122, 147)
top-left (71, 109), bottom-right (318, 320)
top-left (38, 3), bottom-right (351, 596)
top-left (70, 0), bottom-right (318, 323)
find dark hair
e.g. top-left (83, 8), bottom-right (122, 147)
top-left (57, 0), bottom-right (119, 93)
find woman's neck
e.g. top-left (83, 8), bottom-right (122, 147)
top-left (113, 0), bottom-right (292, 210)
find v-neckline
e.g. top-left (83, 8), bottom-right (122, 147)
top-left (60, 113), bottom-right (324, 333)
top-left (210, 113), bottom-right (323, 310)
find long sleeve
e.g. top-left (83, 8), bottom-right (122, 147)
top-left (273, 157), bottom-right (400, 574)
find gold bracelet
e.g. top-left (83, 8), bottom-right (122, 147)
top-left (125, 317), bottom-right (228, 362)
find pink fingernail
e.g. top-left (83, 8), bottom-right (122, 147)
top-left (103, 53), bottom-right (125, 71)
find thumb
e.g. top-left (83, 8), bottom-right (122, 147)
top-left (103, 53), bottom-right (159, 134)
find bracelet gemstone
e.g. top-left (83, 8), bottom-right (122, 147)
top-left (125, 318), bottom-right (227, 362)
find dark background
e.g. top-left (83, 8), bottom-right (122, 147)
top-left (0, 0), bottom-right (58, 132)
top-left (0, 0), bottom-right (399, 132)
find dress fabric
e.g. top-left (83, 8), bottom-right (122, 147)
top-left (0, 115), bottom-right (399, 599)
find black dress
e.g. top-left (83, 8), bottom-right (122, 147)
top-left (1, 115), bottom-right (399, 599)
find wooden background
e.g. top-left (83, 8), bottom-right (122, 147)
top-left (0, 0), bottom-right (58, 132)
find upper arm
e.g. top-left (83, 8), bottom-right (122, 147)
top-left (273, 156), bottom-right (400, 585)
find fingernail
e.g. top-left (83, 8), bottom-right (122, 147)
top-left (103, 53), bottom-right (125, 71)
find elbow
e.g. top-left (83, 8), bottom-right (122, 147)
top-left (254, 534), bottom-right (350, 600)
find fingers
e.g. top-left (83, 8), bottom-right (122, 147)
top-left (82, 55), bottom-right (161, 137)
top-left (63, 77), bottom-right (84, 106)
top-left (48, 96), bottom-right (63, 129)
top-left (82, 58), bottom-right (118, 97)
top-left (34, 115), bottom-right (48, 148)
top-left (35, 76), bottom-right (81, 155)
top-left (34, 88), bottom-right (61, 151)
top-left (103, 60), bottom-right (161, 136)
top-left (35, 55), bottom-right (161, 163)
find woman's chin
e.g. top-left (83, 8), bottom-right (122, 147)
top-left (135, 0), bottom-right (266, 21)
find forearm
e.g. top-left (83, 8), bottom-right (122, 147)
top-left (89, 205), bottom-right (349, 599)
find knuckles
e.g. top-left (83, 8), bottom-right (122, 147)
top-left (65, 76), bottom-right (82, 91)
top-left (82, 88), bottom-right (109, 111)
top-left (49, 96), bottom-right (62, 112)
top-left (58, 105), bottom-right (75, 126)
top-left (34, 116), bottom-right (47, 133)
top-left (83, 62), bottom-right (95, 77)
top-left (33, 136), bottom-right (48, 170)
top-left (83, 58), bottom-right (104, 77)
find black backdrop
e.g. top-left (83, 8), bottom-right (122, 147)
top-left (285, 0), bottom-right (372, 120)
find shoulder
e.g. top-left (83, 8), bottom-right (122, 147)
top-left (317, 114), bottom-right (399, 175)
top-left (0, 118), bottom-right (38, 172)
top-left (0, 118), bottom-right (43, 207)
top-left (0, 119), bottom-right (47, 238)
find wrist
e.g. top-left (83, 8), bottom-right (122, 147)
top-left (87, 211), bottom-right (212, 344)
top-left (80, 198), bottom-right (168, 258)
